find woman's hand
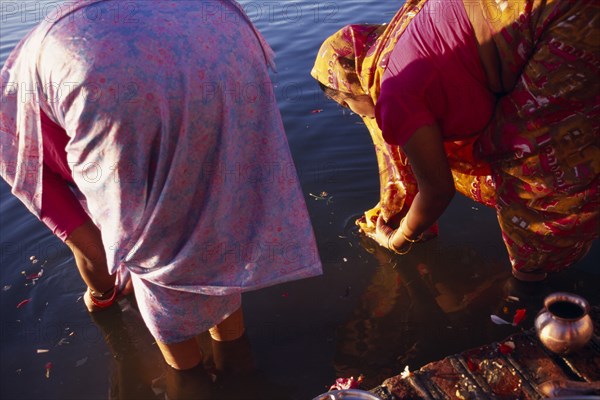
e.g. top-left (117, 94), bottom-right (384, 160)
top-left (83, 287), bottom-right (105, 312)
top-left (363, 214), bottom-right (390, 247)
top-left (364, 215), bottom-right (408, 252)
top-left (83, 279), bottom-right (134, 313)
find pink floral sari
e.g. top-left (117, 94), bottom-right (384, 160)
top-left (1, 0), bottom-right (322, 343)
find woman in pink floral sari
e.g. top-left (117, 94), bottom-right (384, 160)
top-left (0, 0), bottom-right (322, 370)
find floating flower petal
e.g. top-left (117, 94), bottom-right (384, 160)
top-left (400, 365), bottom-right (412, 379)
top-left (512, 308), bottom-right (527, 326)
top-left (329, 375), bottom-right (364, 391)
top-left (490, 314), bottom-right (511, 325)
top-left (498, 341), bottom-right (515, 354)
top-left (45, 362), bottom-right (52, 378)
top-left (16, 299), bottom-right (32, 308)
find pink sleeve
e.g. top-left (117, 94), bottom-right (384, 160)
top-left (375, 59), bottom-right (439, 147)
top-left (40, 165), bottom-right (90, 242)
top-left (39, 110), bottom-right (90, 242)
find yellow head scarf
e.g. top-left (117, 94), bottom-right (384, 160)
top-left (311, 0), bottom-right (429, 102)
top-left (310, 24), bottom-right (384, 96)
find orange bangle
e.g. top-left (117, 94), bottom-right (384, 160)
top-left (400, 217), bottom-right (421, 243)
top-left (387, 230), bottom-right (412, 255)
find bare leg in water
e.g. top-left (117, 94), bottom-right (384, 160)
top-left (157, 307), bottom-right (245, 370)
top-left (161, 308), bottom-right (245, 400)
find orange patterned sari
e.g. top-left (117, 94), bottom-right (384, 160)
top-left (312, 0), bottom-right (599, 275)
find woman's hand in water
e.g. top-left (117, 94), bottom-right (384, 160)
top-left (83, 287), bottom-right (111, 312)
top-left (362, 215), bottom-right (398, 250)
top-left (83, 279), bottom-right (134, 312)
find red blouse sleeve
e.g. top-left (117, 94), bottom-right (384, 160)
top-left (375, 59), bottom-right (440, 147)
top-left (39, 110), bottom-right (90, 242)
top-left (40, 165), bottom-right (90, 242)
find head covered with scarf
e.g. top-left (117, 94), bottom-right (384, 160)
top-left (311, 0), bottom-right (429, 101)
top-left (310, 24), bottom-right (384, 97)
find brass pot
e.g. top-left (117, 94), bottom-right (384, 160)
top-left (535, 292), bottom-right (594, 356)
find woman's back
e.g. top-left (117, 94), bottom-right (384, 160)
top-left (377, 0), bottom-right (496, 146)
top-left (1, 0), bottom-right (322, 345)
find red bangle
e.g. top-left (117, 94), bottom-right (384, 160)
top-left (89, 287), bottom-right (117, 308)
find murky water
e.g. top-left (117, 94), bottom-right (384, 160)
top-left (1, 1), bottom-right (598, 399)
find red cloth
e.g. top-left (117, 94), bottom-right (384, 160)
top-left (376, 0), bottom-right (496, 146)
top-left (40, 111), bottom-right (90, 241)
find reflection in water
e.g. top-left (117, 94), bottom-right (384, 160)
top-left (89, 296), bottom-right (285, 399)
top-left (331, 219), bottom-right (599, 392)
top-left (89, 298), bottom-right (165, 399)
top-left (71, 230), bottom-right (598, 398)
top-left (333, 230), bottom-right (511, 388)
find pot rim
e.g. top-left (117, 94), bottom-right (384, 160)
top-left (312, 389), bottom-right (382, 400)
top-left (543, 292), bottom-right (590, 320)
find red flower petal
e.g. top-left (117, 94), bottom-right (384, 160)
top-left (512, 308), bottom-right (527, 326)
top-left (45, 362), bottom-right (52, 379)
top-left (16, 298), bottom-right (31, 308)
top-left (498, 342), bottom-right (515, 355)
top-left (26, 271), bottom-right (42, 280)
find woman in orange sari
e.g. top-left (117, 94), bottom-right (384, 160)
top-left (311, 0), bottom-right (599, 281)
